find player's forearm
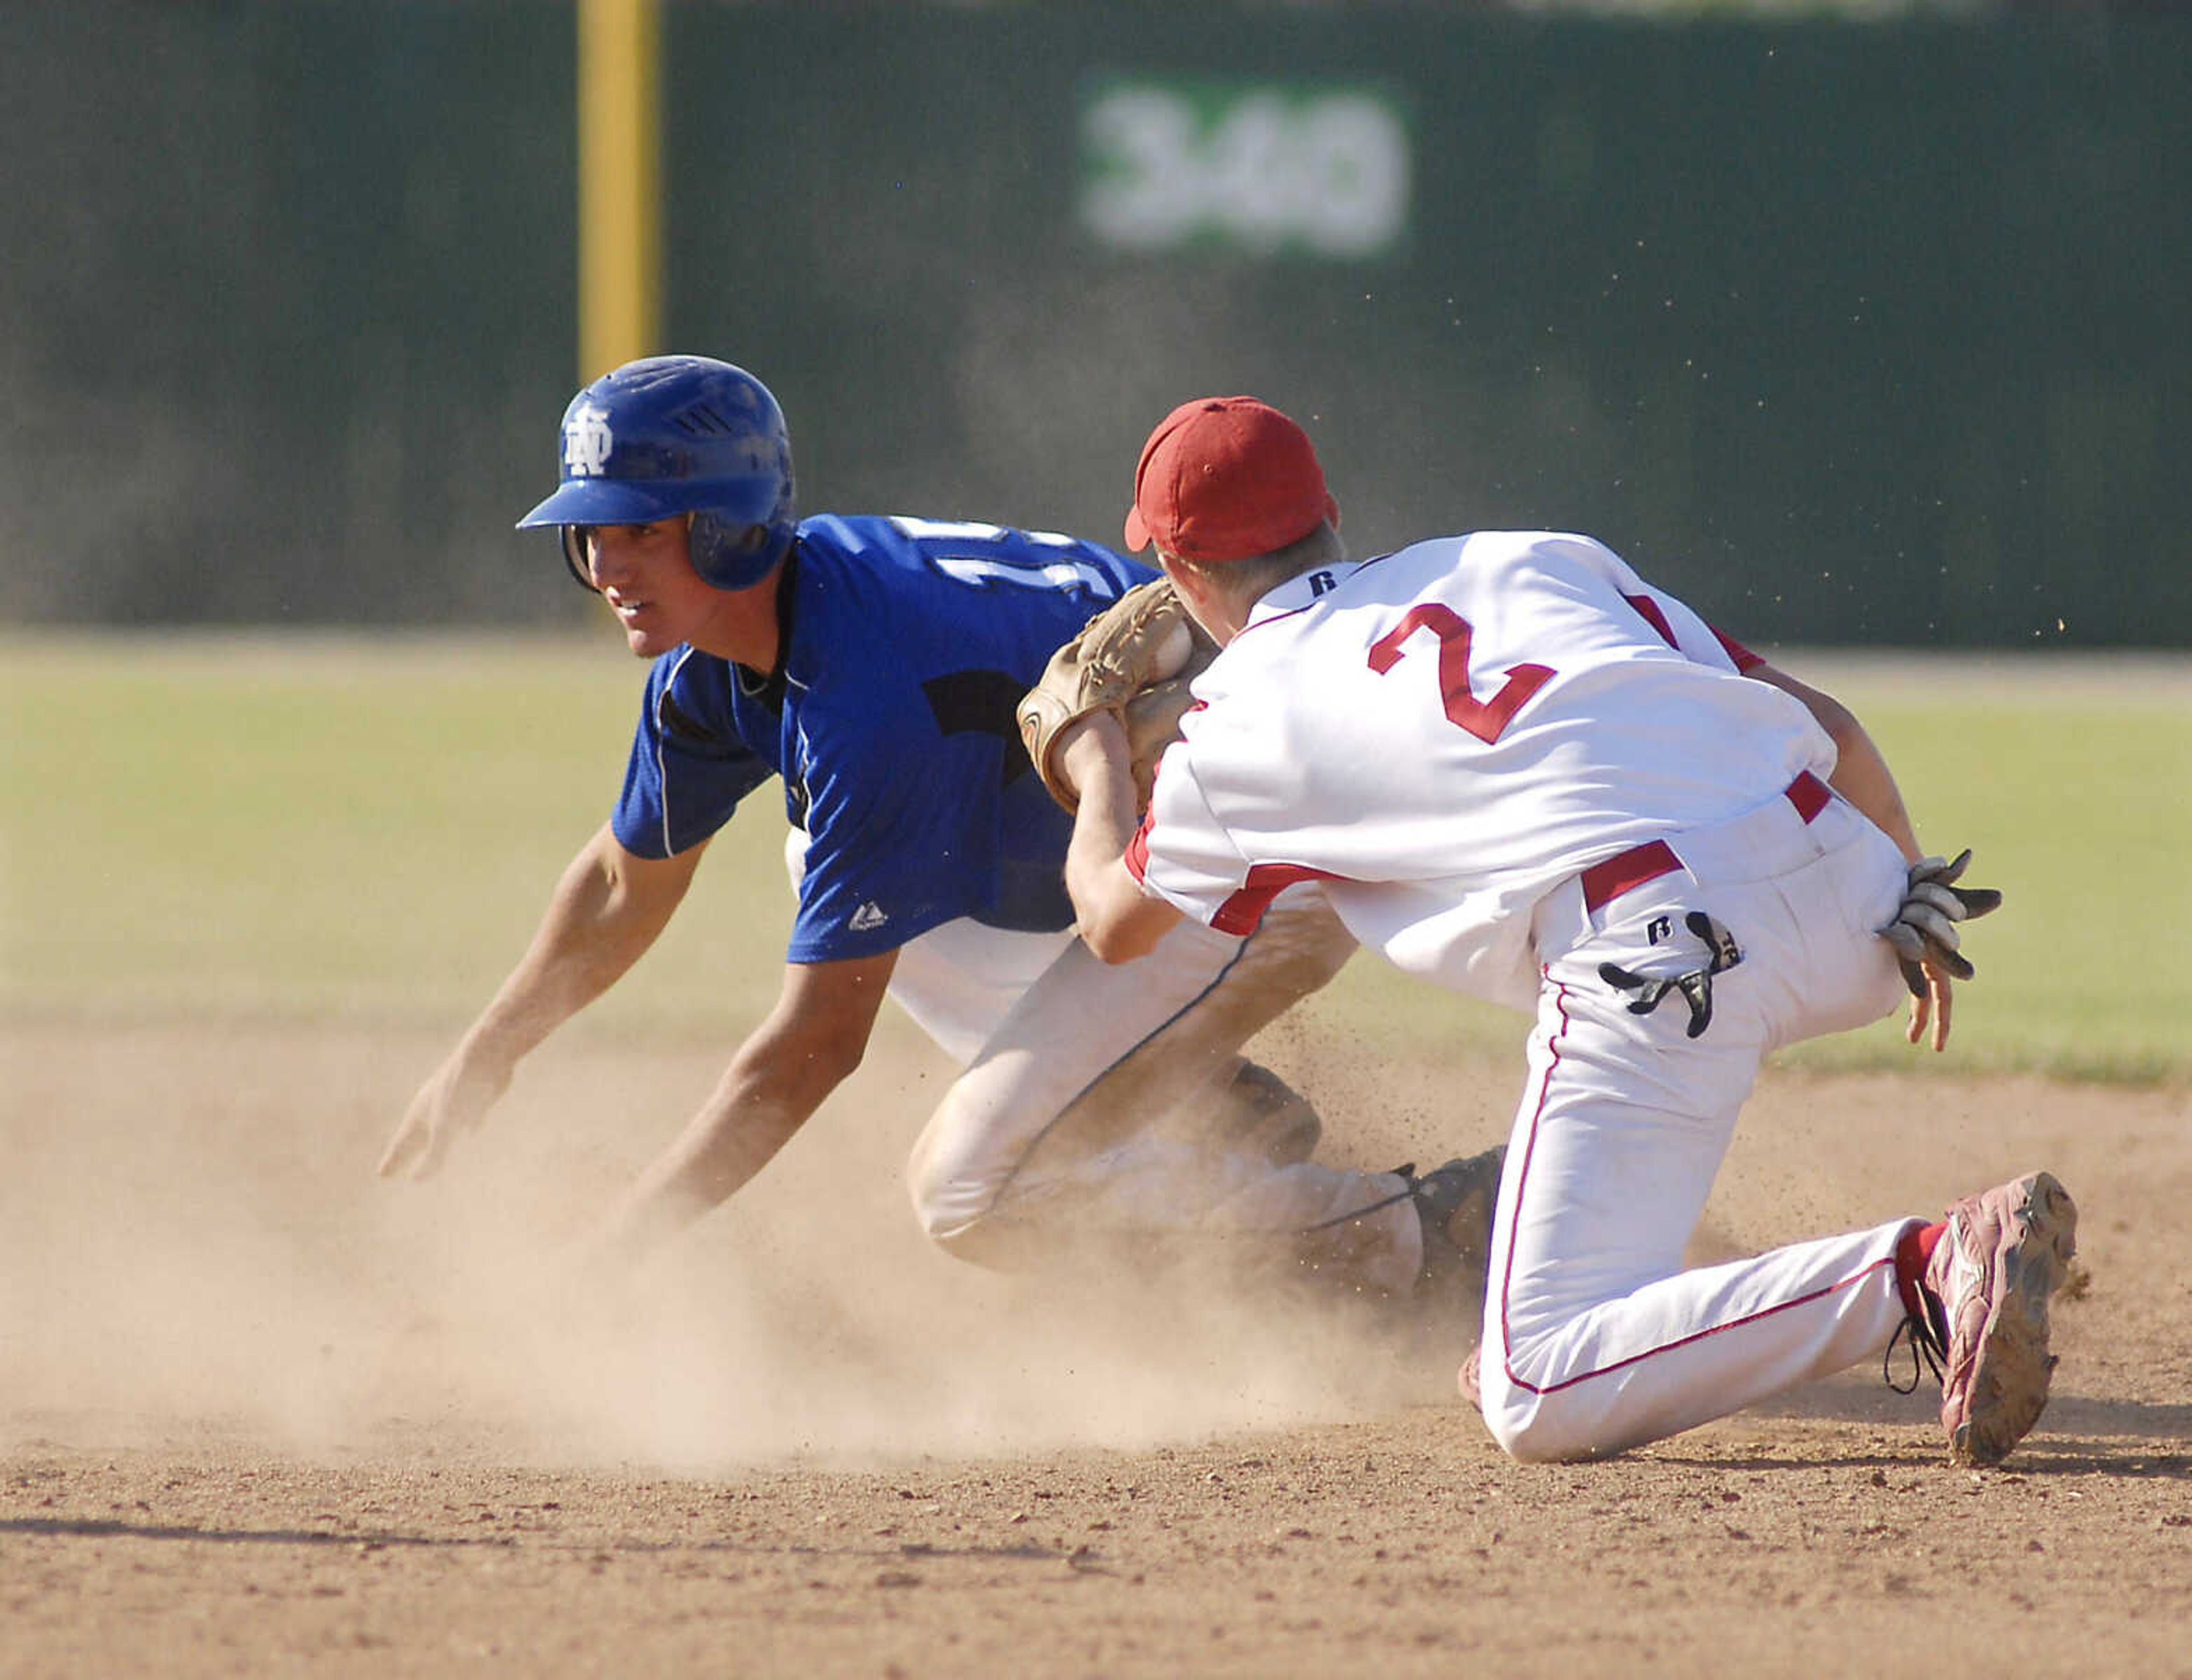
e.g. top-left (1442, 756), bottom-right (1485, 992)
top-left (1069, 840), bottom-right (1172, 965)
top-left (468, 914), bottom-right (646, 1062)
top-left (468, 831), bottom-right (693, 1065)
top-left (1056, 719), bottom-right (1168, 963)
top-left (597, 1093), bottom-right (807, 1254)
top-left (594, 1029), bottom-right (851, 1255)
top-left (1063, 771), bottom-right (1141, 930)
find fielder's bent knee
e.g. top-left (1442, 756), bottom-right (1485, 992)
top-left (1480, 1406), bottom-right (1591, 1465)
top-left (1475, 1368), bottom-right (1610, 1464)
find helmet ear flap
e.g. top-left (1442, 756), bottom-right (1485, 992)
top-left (689, 511), bottom-right (791, 591)
top-left (561, 526), bottom-right (597, 591)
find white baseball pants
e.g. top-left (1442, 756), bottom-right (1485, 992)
top-left (782, 835), bottom-right (1425, 1293)
top-left (1476, 779), bottom-right (1920, 1461)
top-left (904, 895), bottom-right (1441, 1291)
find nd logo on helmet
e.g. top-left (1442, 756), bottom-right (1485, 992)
top-left (563, 402), bottom-right (615, 477)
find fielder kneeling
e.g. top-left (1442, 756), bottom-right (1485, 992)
top-left (1058, 393), bottom-right (2074, 1468)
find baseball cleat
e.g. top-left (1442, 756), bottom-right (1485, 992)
top-left (1212, 1060), bottom-right (1324, 1167)
top-left (1407, 1146), bottom-right (1508, 1302)
top-left (1922, 1170), bottom-right (2079, 1467)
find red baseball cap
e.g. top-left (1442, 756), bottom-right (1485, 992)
top-left (1122, 396), bottom-right (1339, 563)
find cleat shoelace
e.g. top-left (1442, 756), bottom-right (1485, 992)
top-left (1883, 1296), bottom-right (1948, 1397)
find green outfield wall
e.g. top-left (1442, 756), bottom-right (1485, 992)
top-left (5, 3), bottom-right (2186, 646)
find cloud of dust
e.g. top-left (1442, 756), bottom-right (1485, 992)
top-left (0, 1013), bottom-right (1490, 1473)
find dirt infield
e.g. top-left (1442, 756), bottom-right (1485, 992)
top-left (4, 1013), bottom-right (2189, 1677)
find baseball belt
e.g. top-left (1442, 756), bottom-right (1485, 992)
top-left (1579, 770), bottom-right (1831, 914)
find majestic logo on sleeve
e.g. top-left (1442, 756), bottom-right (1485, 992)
top-left (563, 402), bottom-right (615, 477)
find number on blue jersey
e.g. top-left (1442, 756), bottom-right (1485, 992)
top-left (892, 517), bottom-right (1128, 601)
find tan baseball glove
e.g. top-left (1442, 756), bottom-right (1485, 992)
top-left (1017, 577), bottom-right (1218, 812)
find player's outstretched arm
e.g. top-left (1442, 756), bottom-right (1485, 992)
top-left (376, 823), bottom-right (706, 1181)
top-left (590, 951), bottom-right (898, 1259)
top-left (1057, 713), bottom-right (1183, 965)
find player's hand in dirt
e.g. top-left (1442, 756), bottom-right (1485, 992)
top-left (1880, 849), bottom-right (2001, 1054)
top-left (377, 1045), bottom-right (513, 1179)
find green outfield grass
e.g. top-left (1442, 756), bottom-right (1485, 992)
top-left (4, 634), bottom-right (2185, 1083)
top-left (0, 632), bottom-right (800, 1041)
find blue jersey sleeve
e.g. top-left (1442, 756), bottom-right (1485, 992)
top-left (611, 648), bottom-right (773, 858)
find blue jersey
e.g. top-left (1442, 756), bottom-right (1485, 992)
top-left (611, 514), bottom-right (1153, 963)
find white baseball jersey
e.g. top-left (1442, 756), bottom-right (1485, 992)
top-left (1127, 531), bottom-right (1838, 1009)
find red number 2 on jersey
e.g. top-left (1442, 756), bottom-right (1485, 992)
top-left (1367, 603), bottom-right (1553, 744)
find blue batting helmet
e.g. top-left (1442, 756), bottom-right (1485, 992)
top-left (517, 354), bottom-right (797, 592)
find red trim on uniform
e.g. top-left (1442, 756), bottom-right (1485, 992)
top-left (1623, 593), bottom-right (1679, 650)
top-left (1578, 772), bottom-right (1832, 915)
top-left (1501, 1255), bottom-right (1903, 1400)
top-left (1123, 815), bottom-right (1154, 884)
top-left (1623, 590), bottom-right (1759, 673)
top-left (1579, 841), bottom-right (1681, 914)
top-left (1711, 625), bottom-right (1763, 671)
top-left (1492, 974), bottom-right (1573, 1394)
top-left (1786, 767), bottom-right (1830, 823)
top-left (1128, 702), bottom-right (1352, 930)
top-left (1492, 986), bottom-right (1905, 1404)
top-left (1894, 1218), bottom-right (1946, 1323)
top-left (1210, 861), bottom-right (1349, 937)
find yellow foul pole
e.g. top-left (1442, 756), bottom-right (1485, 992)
top-left (577, 0), bottom-right (661, 382)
